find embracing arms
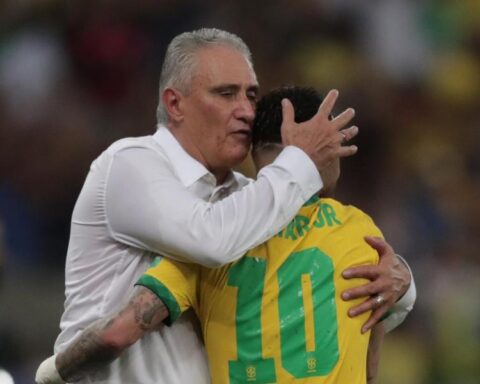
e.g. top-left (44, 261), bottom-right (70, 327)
top-left (36, 287), bottom-right (167, 384)
top-left (107, 90), bottom-right (358, 268)
top-left (342, 236), bottom-right (415, 333)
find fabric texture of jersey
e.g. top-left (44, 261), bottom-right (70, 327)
top-left (54, 125), bottom-right (325, 384)
top-left (138, 197), bottom-right (383, 384)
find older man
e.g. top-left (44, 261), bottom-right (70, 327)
top-left (36, 29), bottom-right (414, 384)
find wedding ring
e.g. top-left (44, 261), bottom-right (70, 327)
top-left (374, 294), bottom-right (386, 306)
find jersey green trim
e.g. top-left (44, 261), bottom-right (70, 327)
top-left (135, 275), bottom-right (181, 326)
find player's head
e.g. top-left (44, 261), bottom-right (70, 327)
top-left (157, 28), bottom-right (258, 181)
top-left (252, 86), bottom-right (340, 197)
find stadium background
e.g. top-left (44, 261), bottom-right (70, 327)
top-left (0, 1), bottom-right (479, 383)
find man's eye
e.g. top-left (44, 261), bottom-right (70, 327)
top-left (219, 90), bottom-right (234, 97)
top-left (247, 93), bottom-right (258, 102)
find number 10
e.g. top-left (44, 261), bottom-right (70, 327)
top-left (227, 247), bottom-right (339, 383)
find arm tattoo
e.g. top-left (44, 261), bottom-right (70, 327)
top-left (56, 318), bottom-right (121, 382)
top-left (57, 287), bottom-right (169, 382)
top-left (131, 286), bottom-right (169, 331)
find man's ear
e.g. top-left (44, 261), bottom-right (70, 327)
top-left (162, 88), bottom-right (184, 123)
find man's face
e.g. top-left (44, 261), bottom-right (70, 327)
top-left (177, 45), bottom-right (259, 177)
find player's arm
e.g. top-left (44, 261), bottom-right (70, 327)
top-left (366, 322), bottom-right (385, 384)
top-left (35, 286), bottom-right (168, 384)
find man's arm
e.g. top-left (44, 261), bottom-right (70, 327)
top-left (367, 322), bottom-right (385, 384)
top-left (36, 287), bottom-right (168, 384)
top-left (107, 90), bottom-right (358, 268)
top-left (379, 254), bottom-right (416, 332)
top-left (342, 236), bottom-right (415, 332)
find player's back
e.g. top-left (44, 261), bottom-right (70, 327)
top-left (198, 197), bottom-right (382, 383)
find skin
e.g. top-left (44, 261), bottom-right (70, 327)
top-left (54, 144), bottom-right (391, 383)
top-left (343, 236), bottom-right (410, 333)
top-left (163, 44), bottom-right (259, 184)
top-left (54, 288), bottom-right (384, 383)
top-left (252, 143), bottom-right (340, 196)
top-left (42, 47), bottom-right (407, 383)
top-left (255, 145), bottom-right (386, 382)
top-left (56, 287), bottom-right (167, 381)
top-left (254, 144), bottom-right (411, 333)
top-left (280, 92), bottom-right (359, 185)
top-left (162, 45), bottom-right (359, 185)
top-left (367, 323), bottom-right (385, 384)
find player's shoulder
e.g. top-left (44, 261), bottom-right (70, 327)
top-left (320, 198), bottom-right (377, 228)
top-left (318, 197), bottom-right (363, 214)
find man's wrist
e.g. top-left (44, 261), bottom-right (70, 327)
top-left (275, 146), bottom-right (324, 197)
top-left (395, 254), bottom-right (413, 301)
top-left (382, 255), bottom-right (416, 333)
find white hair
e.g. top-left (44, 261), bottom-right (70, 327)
top-left (156, 28), bottom-right (253, 124)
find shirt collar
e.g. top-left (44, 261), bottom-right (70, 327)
top-left (220, 171), bottom-right (240, 190)
top-left (153, 124), bottom-right (238, 188)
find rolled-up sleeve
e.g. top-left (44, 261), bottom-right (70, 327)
top-left (106, 145), bottom-right (323, 267)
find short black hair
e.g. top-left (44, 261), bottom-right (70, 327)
top-left (252, 86), bottom-right (323, 148)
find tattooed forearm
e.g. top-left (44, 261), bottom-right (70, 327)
top-left (55, 286), bottom-right (169, 382)
top-left (131, 286), bottom-right (169, 331)
top-left (56, 318), bottom-right (122, 382)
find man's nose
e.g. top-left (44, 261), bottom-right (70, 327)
top-left (236, 95), bottom-right (255, 123)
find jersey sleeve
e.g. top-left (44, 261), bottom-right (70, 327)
top-left (135, 257), bottom-right (199, 325)
top-left (349, 207), bottom-right (384, 266)
top-left (360, 212), bottom-right (384, 241)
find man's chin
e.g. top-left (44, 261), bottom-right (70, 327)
top-left (224, 148), bottom-right (250, 168)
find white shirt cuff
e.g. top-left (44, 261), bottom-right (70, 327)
top-left (273, 146), bottom-right (323, 199)
top-left (383, 254), bottom-right (416, 333)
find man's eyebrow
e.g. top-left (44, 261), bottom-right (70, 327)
top-left (209, 84), bottom-right (241, 92)
top-left (209, 84), bottom-right (259, 93)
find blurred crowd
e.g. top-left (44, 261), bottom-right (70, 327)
top-left (0, 1), bottom-right (479, 383)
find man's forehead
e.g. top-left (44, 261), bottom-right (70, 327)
top-left (193, 45), bottom-right (258, 86)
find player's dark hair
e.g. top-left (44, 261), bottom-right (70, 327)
top-left (252, 86), bottom-right (323, 148)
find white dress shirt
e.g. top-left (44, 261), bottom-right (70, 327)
top-left (55, 125), bottom-right (415, 383)
top-left (54, 125), bottom-right (325, 383)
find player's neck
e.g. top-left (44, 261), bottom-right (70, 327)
top-left (252, 145), bottom-right (282, 172)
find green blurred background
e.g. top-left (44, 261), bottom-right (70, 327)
top-left (0, 1), bottom-right (479, 383)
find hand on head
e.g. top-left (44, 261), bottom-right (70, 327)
top-left (280, 89), bottom-right (358, 179)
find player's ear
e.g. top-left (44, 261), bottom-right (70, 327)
top-left (162, 88), bottom-right (185, 123)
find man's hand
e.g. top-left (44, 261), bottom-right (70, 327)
top-left (341, 236), bottom-right (411, 333)
top-left (281, 89), bottom-right (358, 179)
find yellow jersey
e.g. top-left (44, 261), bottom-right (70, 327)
top-left (137, 197), bottom-right (382, 383)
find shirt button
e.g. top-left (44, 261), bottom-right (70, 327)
top-left (218, 188), bottom-right (228, 198)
